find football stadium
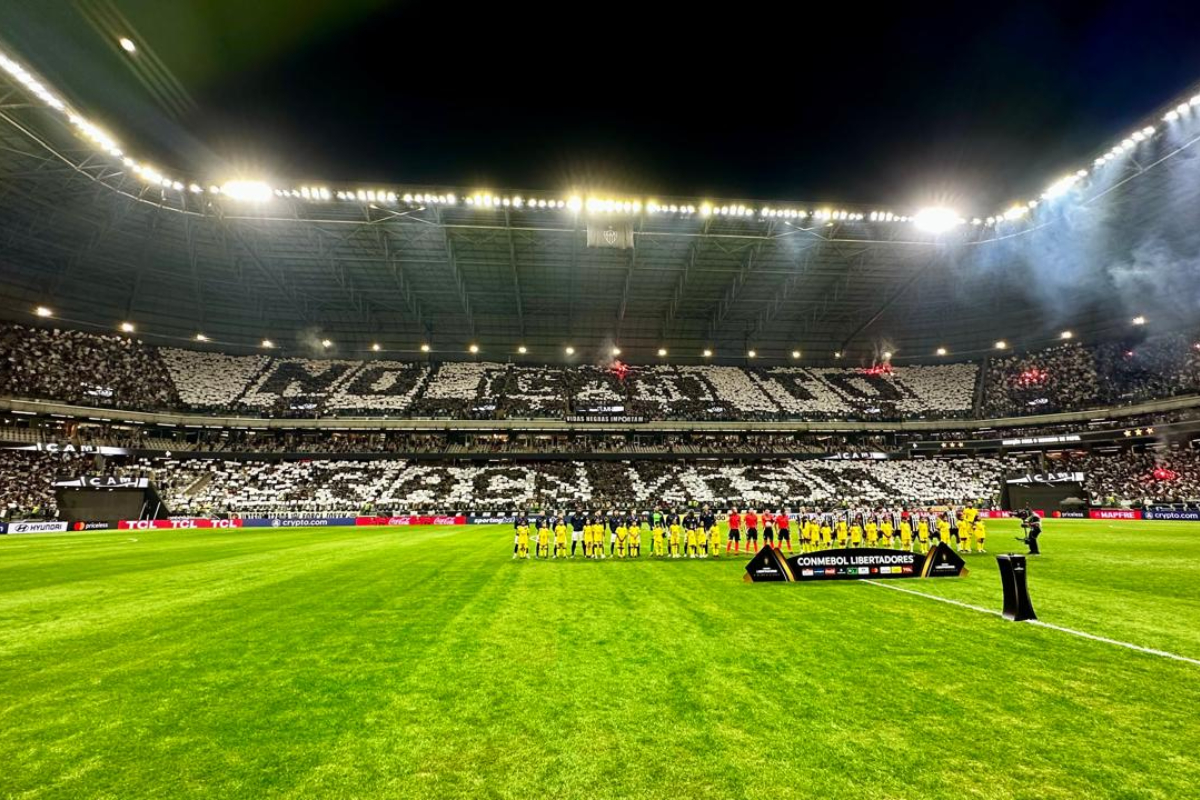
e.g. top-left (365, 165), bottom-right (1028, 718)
top-left (2, 3), bottom-right (1199, 798)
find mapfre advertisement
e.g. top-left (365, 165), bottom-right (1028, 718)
top-left (1088, 509), bottom-right (1143, 520)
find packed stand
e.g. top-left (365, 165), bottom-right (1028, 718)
top-left (0, 324), bottom-right (180, 411)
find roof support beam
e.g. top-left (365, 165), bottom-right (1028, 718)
top-left (434, 207), bottom-right (475, 338)
top-left (504, 210), bottom-right (525, 338)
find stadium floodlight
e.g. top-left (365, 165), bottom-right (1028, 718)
top-left (702, 349), bottom-right (713, 357)
top-left (566, 196), bottom-right (582, 213)
top-left (195, 334), bottom-right (208, 342)
top-left (119, 322), bottom-right (135, 333)
top-left (320, 339), bottom-right (333, 348)
top-left (371, 343), bottom-right (381, 352)
top-left (611, 347), bottom-right (621, 356)
top-left (791, 350), bottom-right (801, 359)
top-left (518, 346), bottom-right (528, 354)
top-left (261, 339), bottom-right (274, 349)
top-left (565, 346), bottom-right (575, 355)
top-left (747, 350), bottom-right (757, 358)
top-left (118, 37), bottom-right (137, 53)
top-left (657, 348), bottom-right (667, 357)
top-left (936, 347), bottom-right (947, 356)
top-left (834, 351), bottom-right (842, 358)
top-left (469, 344), bottom-right (479, 354)
top-left (1043, 174), bottom-right (1081, 200)
top-left (221, 180), bottom-right (273, 203)
top-left (1132, 316), bottom-right (1146, 325)
top-left (1060, 330), bottom-right (1074, 340)
top-left (882, 351), bottom-right (893, 359)
top-left (34, 305), bottom-right (52, 318)
top-left (995, 340), bottom-right (1007, 349)
top-left (421, 344), bottom-right (431, 353)
top-left (913, 207), bottom-right (962, 234)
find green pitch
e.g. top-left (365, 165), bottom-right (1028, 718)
top-left (1, 520), bottom-right (1198, 800)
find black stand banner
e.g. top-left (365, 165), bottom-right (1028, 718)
top-left (995, 553), bottom-right (1037, 621)
top-left (920, 542), bottom-right (969, 578)
top-left (745, 543), bottom-right (969, 583)
top-left (742, 546), bottom-right (796, 582)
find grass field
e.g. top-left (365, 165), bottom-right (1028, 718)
top-left (1, 519), bottom-right (1198, 799)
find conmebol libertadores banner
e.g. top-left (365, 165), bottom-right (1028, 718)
top-left (745, 543), bottom-right (968, 582)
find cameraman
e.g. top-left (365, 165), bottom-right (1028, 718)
top-left (1020, 511), bottom-right (1043, 556)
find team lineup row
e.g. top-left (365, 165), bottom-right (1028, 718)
top-left (511, 507), bottom-right (991, 559)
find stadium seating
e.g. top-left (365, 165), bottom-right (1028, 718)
top-left (4, 323), bottom-right (1198, 421)
top-left (0, 324), bottom-right (180, 410)
top-left (128, 455), bottom-right (1022, 515)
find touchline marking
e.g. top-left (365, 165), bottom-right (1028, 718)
top-left (862, 580), bottom-right (1200, 667)
top-left (862, 579), bottom-right (1001, 617)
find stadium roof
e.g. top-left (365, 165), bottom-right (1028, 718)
top-left (1, 46), bottom-right (1199, 363)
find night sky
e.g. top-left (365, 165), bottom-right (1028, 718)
top-left (8, 0), bottom-right (1200, 212)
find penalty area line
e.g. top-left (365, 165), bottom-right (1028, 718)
top-left (861, 580), bottom-right (1200, 668)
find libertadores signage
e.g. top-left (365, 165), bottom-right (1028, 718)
top-left (745, 543), bottom-right (968, 582)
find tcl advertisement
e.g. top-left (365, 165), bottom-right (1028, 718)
top-left (118, 518), bottom-right (246, 530)
top-left (355, 515), bottom-right (466, 526)
top-left (1087, 509), bottom-right (1143, 520)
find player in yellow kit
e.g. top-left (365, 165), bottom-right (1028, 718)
top-left (899, 518), bottom-right (913, 551)
top-left (536, 517), bottom-right (551, 559)
top-left (849, 516), bottom-right (864, 548)
top-left (667, 511), bottom-right (682, 558)
top-left (835, 517), bottom-right (849, 547)
top-left (631, 514), bottom-right (645, 558)
top-left (937, 516), bottom-right (951, 551)
top-left (554, 517), bottom-right (568, 558)
top-left (916, 515), bottom-right (931, 554)
top-left (865, 517), bottom-right (879, 547)
top-left (820, 519), bottom-right (833, 549)
top-left (959, 506), bottom-right (976, 553)
top-left (587, 513), bottom-right (603, 559)
top-left (615, 519), bottom-right (629, 558)
top-left (683, 511), bottom-right (700, 558)
top-left (651, 518), bottom-right (666, 557)
top-left (708, 523), bottom-right (721, 557)
top-left (879, 516), bottom-right (893, 549)
top-left (516, 516), bottom-right (531, 560)
top-left (974, 519), bottom-right (987, 552)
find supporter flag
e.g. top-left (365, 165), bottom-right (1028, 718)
top-left (586, 221), bottom-right (635, 249)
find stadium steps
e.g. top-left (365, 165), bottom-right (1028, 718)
top-left (182, 472), bottom-right (215, 498)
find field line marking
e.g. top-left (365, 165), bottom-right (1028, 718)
top-left (861, 579), bottom-right (1002, 617)
top-left (861, 580), bottom-right (1200, 667)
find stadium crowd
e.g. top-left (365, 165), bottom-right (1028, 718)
top-left (5, 443), bottom-right (1198, 519)
top-left (983, 336), bottom-right (1200, 417)
top-left (3, 324), bottom-right (1197, 427)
